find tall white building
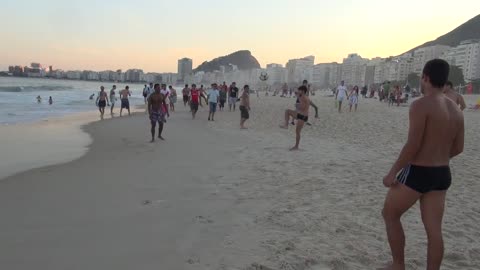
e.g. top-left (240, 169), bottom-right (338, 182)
top-left (341, 53), bottom-right (368, 86)
top-left (286, 56), bottom-right (314, 84)
top-left (266, 63), bottom-right (286, 85)
top-left (312, 63), bottom-right (340, 88)
top-left (178, 58), bottom-right (193, 82)
top-left (442, 39), bottom-right (480, 81)
top-left (413, 45), bottom-right (451, 74)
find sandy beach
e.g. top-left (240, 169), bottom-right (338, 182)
top-left (0, 94), bottom-right (479, 270)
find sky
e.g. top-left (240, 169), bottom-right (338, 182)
top-left (1, 0), bottom-right (479, 73)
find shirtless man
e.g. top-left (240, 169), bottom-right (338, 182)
top-left (96, 86), bottom-right (109, 119)
top-left (239, 85), bottom-right (251, 129)
top-left (190, 84), bottom-right (200, 119)
top-left (169, 85), bottom-right (177, 112)
top-left (182, 84), bottom-right (190, 107)
top-left (280, 85), bottom-right (310, 151)
top-left (160, 84), bottom-right (170, 118)
top-left (147, 84), bottom-right (167, 142)
top-left (199, 85), bottom-right (208, 107)
top-left (382, 59), bottom-right (464, 270)
top-left (444, 81), bottom-right (466, 111)
top-left (119, 86), bottom-right (131, 117)
top-left (109, 85), bottom-right (117, 115)
top-left (303, 80), bottom-right (319, 118)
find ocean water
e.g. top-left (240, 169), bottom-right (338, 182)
top-left (0, 77), bottom-right (150, 124)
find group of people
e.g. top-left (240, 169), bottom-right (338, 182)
top-left (96, 85), bottom-right (132, 119)
top-left (36, 95), bottom-right (53, 105)
top-left (334, 80), bottom-right (360, 113)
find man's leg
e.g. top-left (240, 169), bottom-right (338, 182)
top-left (355, 104), bottom-right (358, 112)
top-left (150, 122), bottom-right (156, 142)
top-left (382, 184), bottom-right (422, 269)
top-left (281, 109), bottom-right (296, 128)
top-left (338, 101), bottom-right (342, 112)
top-left (120, 107), bottom-right (123, 117)
top-left (290, 120), bottom-right (304, 151)
top-left (110, 103), bottom-right (114, 114)
top-left (310, 101), bottom-right (319, 118)
top-left (420, 191), bottom-right (447, 270)
top-left (127, 106), bottom-right (131, 116)
top-left (158, 122), bottom-right (164, 140)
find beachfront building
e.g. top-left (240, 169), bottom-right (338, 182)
top-left (125, 69), bottom-right (144, 83)
top-left (442, 39), bottom-right (480, 81)
top-left (341, 53), bottom-right (368, 86)
top-left (286, 56), bottom-right (314, 84)
top-left (312, 63), bottom-right (341, 88)
top-left (266, 63), bottom-right (286, 85)
top-left (412, 45), bottom-right (451, 74)
top-left (178, 58), bottom-right (193, 82)
top-left (65, 71), bottom-right (82, 80)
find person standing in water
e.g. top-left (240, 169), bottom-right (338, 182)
top-left (147, 84), bottom-right (167, 142)
top-left (382, 59), bottom-right (464, 270)
top-left (239, 85), bottom-right (251, 129)
top-left (444, 81), bottom-right (466, 111)
top-left (119, 86), bottom-right (131, 117)
top-left (48, 96), bottom-right (53, 105)
top-left (109, 85), bottom-right (117, 115)
top-left (36, 96), bottom-right (42, 103)
top-left (96, 86), bottom-right (109, 119)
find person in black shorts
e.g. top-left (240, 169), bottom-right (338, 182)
top-left (239, 85), bottom-right (251, 129)
top-left (280, 86), bottom-right (310, 151)
top-left (228, 82), bottom-right (239, 111)
top-left (96, 86), bottom-right (109, 119)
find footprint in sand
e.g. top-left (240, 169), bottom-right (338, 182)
top-left (194, 215), bottom-right (214, 224)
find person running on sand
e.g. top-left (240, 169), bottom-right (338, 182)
top-left (207, 83), bottom-right (220, 121)
top-left (349, 85), bottom-right (359, 112)
top-left (96, 86), bottom-right (109, 119)
top-left (280, 85), bottom-right (310, 151)
top-left (239, 85), bottom-right (251, 129)
top-left (148, 84), bottom-right (167, 142)
top-left (228, 82), bottom-right (239, 111)
top-left (444, 81), bottom-right (466, 111)
top-left (382, 59), bottom-right (464, 270)
top-left (109, 85), bottom-right (117, 115)
top-left (182, 84), bottom-right (190, 107)
top-left (336, 80), bottom-right (348, 113)
top-left (168, 85), bottom-right (177, 112)
top-left (190, 84), bottom-right (200, 119)
top-left (219, 83), bottom-right (227, 111)
top-left (119, 86), bottom-right (131, 117)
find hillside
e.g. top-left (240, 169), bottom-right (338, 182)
top-left (407, 14), bottom-right (480, 53)
top-left (194, 50), bottom-right (260, 73)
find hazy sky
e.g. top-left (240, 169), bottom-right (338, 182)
top-left (1, 0), bottom-right (479, 72)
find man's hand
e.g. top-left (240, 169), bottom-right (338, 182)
top-left (383, 172), bottom-right (397, 187)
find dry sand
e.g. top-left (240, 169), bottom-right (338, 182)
top-left (0, 94), bottom-right (479, 270)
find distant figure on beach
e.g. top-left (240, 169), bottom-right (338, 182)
top-left (182, 84), bottom-right (190, 107)
top-left (119, 86), bottom-right (131, 117)
top-left (280, 85), bottom-right (310, 151)
top-left (219, 83), bottom-right (227, 111)
top-left (388, 86), bottom-right (397, 107)
top-left (147, 83), bottom-right (167, 142)
top-left (207, 83), bottom-right (220, 121)
top-left (109, 85), bottom-right (117, 115)
top-left (444, 81), bottom-right (466, 111)
top-left (143, 84), bottom-right (151, 104)
top-left (96, 86), bottom-right (109, 119)
top-left (199, 85), bottom-right (208, 107)
top-left (349, 85), bottom-right (359, 112)
top-left (382, 59), bottom-right (464, 270)
top-left (36, 95), bottom-right (41, 103)
top-left (190, 84), bottom-right (200, 119)
top-left (336, 80), bottom-right (348, 113)
top-left (169, 85), bottom-right (177, 112)
top-left (240, 85), bottom-right (251, 129)
top-left (48, 96), bottom-right (53, 105)
top-left (160, 84), bottom-right (170, 118)
top-left (89, 93), bottom-right (95, 100)
top-left (395, 85), bottom-right (403, 106)
top-left (228, 82), bottom-right (239, 111)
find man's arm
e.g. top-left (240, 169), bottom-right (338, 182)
top-left (147, 96), bottom-right (152, 115)
top-left (388, 101), bottom-right (426, 176)
top-left (450, 115), bottom-right (464, 158)
top-left (458, 95), bottom-right (466, 111)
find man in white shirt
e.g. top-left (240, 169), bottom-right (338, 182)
top-left (160, 84), bottom-right (171, 117)
top-left (207, 83), bottom-right (220, 121)
top-left (336, 80), bottom-right (348, 113)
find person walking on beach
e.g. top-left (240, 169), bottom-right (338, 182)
top-left (199, 85), bottom-right (208, 107)
top-left (280, 85), bottom-right (310, 151)
top-left (444, 81), bottom-right (466, 111)
top-left (382, 59), bottom-right (464, 270)
top-left (207, 83), bottom-right (220, 121)
top-left (168, 85), bottom-right (177, 112)
top-left (148, 83), bottom-right (167, 142)
top-left (48, 96), bottom-right (53, 105)
top-left (143, 84), bottom-right (151, 104)
top-left (96, 86), bottom-right (109, 119)
top-left (182, 84), bottom-right (190, 107)
top-left (190, 84), bottom-right (200, 119)
top-left (119, 86), bottom-right (131, 117)
top-left (219, 83), bottom-right (227, 111)
top-left (240, 85), bottom-right (251, 129)
top-left (228, 82), bottom-right (239, 111)
top-left (349, 85), bottom-right (359, 112)
top-left (336, 80), bottom-right (348, 113)
top-left (109, 85), bottom-right (117, 115)
top-left (160, 84), bottom-right (170, 118)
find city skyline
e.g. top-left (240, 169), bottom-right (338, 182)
top-left (1, 0), bottom-right (480, 72)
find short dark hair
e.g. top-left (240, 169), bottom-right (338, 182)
top-left (126, 86), bottom-right (129, 89)
top-left (422, 59), bottom-right (450, 88)
top-left (298, 85), bottom-right (308, 93)
top-left (445, 81), bottom-right (453, 88)
top-left (185, 84), bottom-right (188, 87)
top-left (244, 85), bottom-right (249, 89)
top-left (192, 84), bottom-right (196, 87)
top-left (154, 83), bottom-right (160, 89)
top-left (302, 80), bottom-right (308, 84)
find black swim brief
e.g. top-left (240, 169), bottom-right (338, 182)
top-left (397, 164), bottom-right (451, 194)
top-left (296, 113), bottom-right (308, 122)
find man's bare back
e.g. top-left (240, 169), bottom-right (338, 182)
top-left (444, 90), bottom-right (466, 111)
top-left (410, 95), bottom-right (464, 166)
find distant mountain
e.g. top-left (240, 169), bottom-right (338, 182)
top-left (194, 50), bottom-right (260, 73)
top-left (406, 14), bottom-right (480, 53)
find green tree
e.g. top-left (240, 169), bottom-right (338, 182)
top-left (448, 65), bottom-right (465, 86)
top-left (407, 73), bottom-right (420, 88)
